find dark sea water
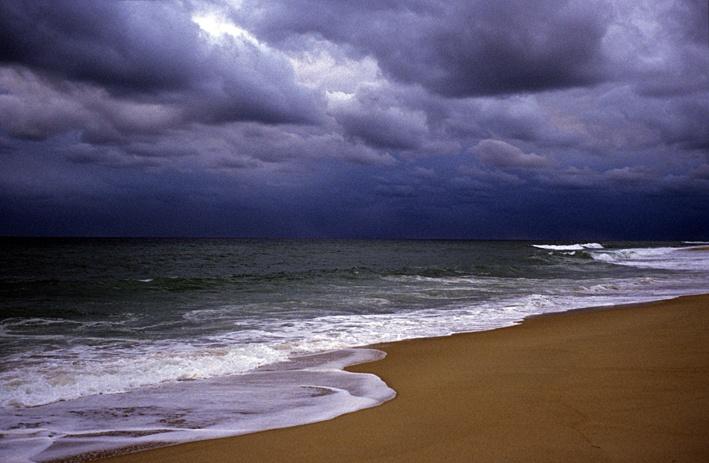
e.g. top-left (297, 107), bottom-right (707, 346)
top-left (1, 238), bottom-right (707, 461)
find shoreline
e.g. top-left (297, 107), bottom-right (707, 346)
top-left (91, 293), bottom-right (709, 463)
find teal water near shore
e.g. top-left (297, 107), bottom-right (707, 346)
top-left (1, 239), bottom-right (708, 461)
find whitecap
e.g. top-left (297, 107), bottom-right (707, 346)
top-left (532, 242), bottom-right (604, 251)
top-left (591, 246), bottom-right (709, 270)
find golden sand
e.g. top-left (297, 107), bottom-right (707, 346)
top-left (100, 295), bottom-right (709, 463)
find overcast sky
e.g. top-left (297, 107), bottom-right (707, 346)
top-left (1, 0), bottom-right (708, 239)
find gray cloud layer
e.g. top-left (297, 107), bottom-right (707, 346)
top-left (0, 0), bottom-right (322, 131)
top-left (241, 0), bottom-right (609, 96)
top-left (1, 0), bottom-right (708, 238)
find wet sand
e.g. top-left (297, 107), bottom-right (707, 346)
top-left (101, 294), bottom-right (709, 462)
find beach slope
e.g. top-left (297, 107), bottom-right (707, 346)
top-left (103, 295), bottom-right (709, 462)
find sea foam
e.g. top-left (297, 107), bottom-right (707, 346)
top-left (590, 246), bottom-right (709, 270)
top-left (2, 240), bottom-right (709, 462)
top-left (532, 243), bottom-right (604, 251)
top-left (0, 349), bottom-right (394, 462)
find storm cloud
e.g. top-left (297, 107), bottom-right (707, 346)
top-left (0, 0), bottom-right (322, 131)
top-left (1, 0), bottom-right (708, 238)
top-left (241, 0), bottom-right (610, 96)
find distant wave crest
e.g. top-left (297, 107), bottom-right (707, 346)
top-left (532, 243), bottom-right (604, 251)
top-left (590, 246), bottom-right (709, 270)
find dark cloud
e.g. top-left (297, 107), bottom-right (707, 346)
top-left (474, 139), bottom-right (549, 169)
top-left (0, 0), bottom-right (322, 127)
top-left (0, 0), bottom-right (708, 239)
top-left (334, 102), bottom-right (427, 150)
top-left (63, 144), bottom-right (162, 169)
top-left (241, 0), bottom-right (609, 97)
top-left (0, 1), bottom-right (199, 92)
top-left (691, 164), bottom-right (709, 180)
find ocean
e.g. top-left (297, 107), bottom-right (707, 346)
top-left (1, 239), bottom-right (708, 462)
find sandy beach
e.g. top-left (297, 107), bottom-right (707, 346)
top-left (97, 294), bottom-right (709, 463)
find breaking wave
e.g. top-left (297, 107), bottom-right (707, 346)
top-left (532, 243), bottom-right (604, 251)
top-left (589, 246), bottom-right (709, 271)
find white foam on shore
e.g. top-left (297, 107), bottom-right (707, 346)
top-left (0, 342), bottom-right (287, 408)
top-left (4, 241), bottom-right (709, 412)
top-left (6, 243), bottom-right (706, 413)
top-left (2, 275), bottom-right (702, 410)
top-left (2, 243), bottom-right (709, 462)
top-left (0, 349), bottom-right (394, 463)
top-left (4, 285), bottom-right (706, 462)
